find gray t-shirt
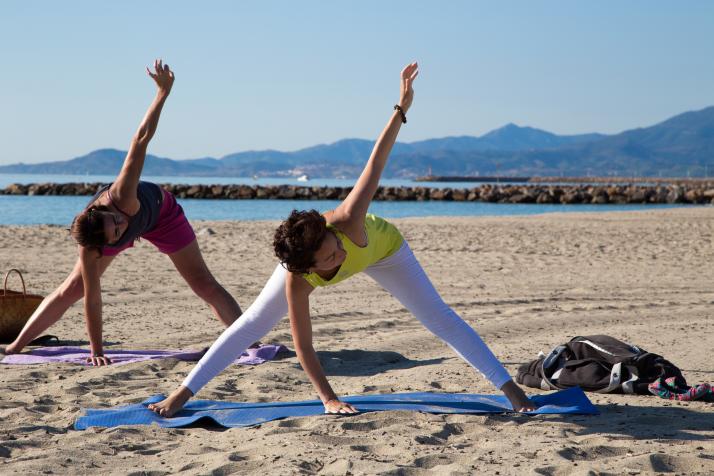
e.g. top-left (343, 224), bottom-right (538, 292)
top-left (87, 181), bottom-right (164, 249)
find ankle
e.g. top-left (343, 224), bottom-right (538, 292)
top-left (4, 343), bottom-right (19, 354)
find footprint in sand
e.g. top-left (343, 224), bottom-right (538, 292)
top-left (557, 444), bottom-right (627, 462)
top-left (339, 413), bottom-right (403, 432)
top-left (628, 453), bottom-right (706, 474)
top-left (126, 471), bottom-right (169, 476)
top-left (431, 422), bottom-right (464, 441)
top-left (410, 453), bottom-right (468, 471)
top-left (340, 420), bottom-right (383, 432)
top-left (65, 385), bottom-right (89, 396)
top-left (276, 418), bottom-right (313, 429)
top-left (349, 443), bottom-right (402, 456)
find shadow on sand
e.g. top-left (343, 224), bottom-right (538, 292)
top-left (272, 348), bottom-right (448, 377)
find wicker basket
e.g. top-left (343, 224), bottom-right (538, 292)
top-left (0, 269), bottom-right (44, 343)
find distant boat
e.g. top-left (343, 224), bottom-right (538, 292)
top-left (296, 174), bottom-right (310, 182)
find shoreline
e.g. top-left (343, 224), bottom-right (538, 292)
top-left (3, 181), bottom-right (714, 204)
top-left (0, 204), bottom-right (701, 229)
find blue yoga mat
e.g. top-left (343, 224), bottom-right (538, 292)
top-left (75, 387), bottom-right (597, 430)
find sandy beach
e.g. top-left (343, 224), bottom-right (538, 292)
top-left (1, 207), bottom-right (713, 475)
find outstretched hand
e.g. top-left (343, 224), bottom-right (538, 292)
top-left (146, 59), bottom-right (175, 95)
top-left (399, 62), bottom-right (419, 113)
top-left (500, 380), bottom-right (539, 413)
top-left (324, 398), bottom-right (359, 415)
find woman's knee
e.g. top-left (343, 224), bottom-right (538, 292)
top-left (190, 275), bottom-right (226, 301)
top-left (415, 306), bottom-right (466, 334)
top-left (57, 274), bottom-right (84, 301)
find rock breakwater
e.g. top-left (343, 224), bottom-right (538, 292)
top-left (2, 182), bottom-right (714, 204)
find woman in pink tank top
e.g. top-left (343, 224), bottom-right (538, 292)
top-left (2, 61), bottom-right (243, 364)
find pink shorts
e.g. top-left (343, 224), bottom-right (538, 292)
top-left (102, 189), bottom-right (196, 256)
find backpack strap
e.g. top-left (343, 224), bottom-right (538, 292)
top-left (542, 345), bottom-right (567, 369)
top-left (540, 344), bottom-right (568, 390)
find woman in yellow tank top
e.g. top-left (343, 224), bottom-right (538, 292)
top-left (299, 214), bottom-right (403, 288)
top-left (149, 62), bottom-right (536, 418)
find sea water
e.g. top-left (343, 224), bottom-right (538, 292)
top-left (0, 173), bottom-right (691, 225)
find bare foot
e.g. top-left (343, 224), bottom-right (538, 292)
top-left (85, 355), bottom-right (112, 366)
top-left (147, 386), bottom-right (193, 418)
top-left (501, 380), bottom-right (539, 412)
top-left (2, 343), bottom-right (20, 355)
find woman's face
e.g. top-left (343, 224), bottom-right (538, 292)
top-left (309, 230), bottom-right (346, 273)
top-left (101, 211), bottom-right (129, 245)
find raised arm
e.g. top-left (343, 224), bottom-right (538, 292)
top-left (286, 273), bottom-right (358, 414)
top-left (111, 60), bottom-right (175, 212)
top-left (332, 62), bottom-right (418, 237)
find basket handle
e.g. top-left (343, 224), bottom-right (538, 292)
top-left (3, 269), bottom-right (27, 297)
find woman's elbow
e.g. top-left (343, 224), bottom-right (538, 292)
top-left (132, 130), bottom-right (152, 148)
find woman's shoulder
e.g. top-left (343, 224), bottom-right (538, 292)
top-left (323, 210), bottom-right (348, 234)
top-left (137, 180), bottom-right (159, 187)
top-left (287, 271), bottom-right (316, 292)
top-left (322, 209), bottom-right (338, 224)
top-left (88, 187), bottom-right (111, 208)
top-left (325, 209), bottom-right (377, 228)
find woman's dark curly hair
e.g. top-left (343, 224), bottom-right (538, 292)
top-left (70, 205), bottom-right (110, 252)
top-left (273, 209), bottom-right (328, 274)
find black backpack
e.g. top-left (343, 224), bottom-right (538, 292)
top-left (516, 335), bottom-right (686, 395)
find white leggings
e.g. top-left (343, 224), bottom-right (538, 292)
top-left (182, 241), bottom-right (512, 395)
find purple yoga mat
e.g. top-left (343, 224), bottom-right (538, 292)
top-left (1, 344), bottom-right (288, 366)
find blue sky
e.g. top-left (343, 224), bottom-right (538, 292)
top-left (1, 1), bottom-right (712, 164)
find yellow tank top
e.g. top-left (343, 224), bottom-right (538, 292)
top-left (302, 214), bottom-right (403, 287)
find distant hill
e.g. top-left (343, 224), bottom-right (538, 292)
top-left (0, 149), bottom-right (223, 176)
top-left (1, 106), bottom-right (712, 178)
top-left (385, 107), bottom-right (714, 177)
top-left (409, 124), bottom-right (604, 152)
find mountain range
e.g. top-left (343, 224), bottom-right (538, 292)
top-left (1, 106), bottom-right (713, 178)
